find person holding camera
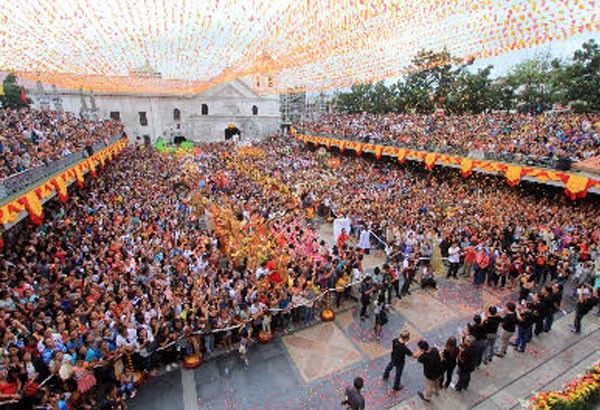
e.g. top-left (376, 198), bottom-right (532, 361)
top-left (400, 257), bottom-right (416, 297)
top-left (495, 302), bottom-right (516, 357)
top-left (373, 293), bottom-right (388, 339)
top-left (454, 335), bottom-right (476, 391)
top-left (531, 292), bottom-right (546, 336)
top-left (359, 276), bottom-right (374, 320)
top-left (482, 306), bottom-right (502, 364)
top-left (543, 283), bottom-right (562, 332)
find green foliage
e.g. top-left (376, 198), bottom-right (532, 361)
top-left (154, 138), bottom-right (166, 152)
top-left (561, 39), bottom-right (600, 111)
top-left (179, 140), bottom-right (194, 150)
top-left (154, 138), bottom-right (195, 154)
top-left (1, 73), bottom-right (30, 109)
top-left (504, 57), bottom-right (553, 113)
top-left (333, 39), bottom-right (600, 115)
top-left (446, 66), bottom-right (496, 114)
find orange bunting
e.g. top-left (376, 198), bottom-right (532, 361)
top-left (88, 159), bottom-right (97, 178)
top-left (460, 158), bottom-right (473, 178)
top-left (505, 165), bottom-right (524, 187)
top-left (564, 174), bottom-right (595, 200)
top-left (424, 153), bottom-right (438, 170)
top-left (374, 145), bottom-right (383, 160)
top-left (18, 191), bottom-right (44, 225)
top-left (52, 176), bottom-right (69, 204)
top-left (355, 143), bottom-right (363, 157)
top-left (396, 148), bottom-right (407, 164)
top-left (296, 134), bottom-right (599, 200)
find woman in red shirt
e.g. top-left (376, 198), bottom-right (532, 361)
top-left (0, 367), bottom-right (20, 403)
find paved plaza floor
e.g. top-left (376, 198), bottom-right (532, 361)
top-left (130, 272), bottom-right (600, 410)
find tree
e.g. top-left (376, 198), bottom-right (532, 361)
top-left (504, 57), bottom-right (553, 113)
top-left (334, 83), bottom-right (373, 113)
top-left (388, 80), bottom-right (409, 113)
top-left (491, 80), bottom-right (516, 113)
top-left (367, 81), bottom-right (395, 113)
top-left (333, 40), bottom-right (599, 116)
top-left (403, 49), bottom-right (464, 113)
top-left (446, 66), bottom-right (496, 114)
top-left (560, 39), bottom-right (600, 111)
top-left (0, 73), bottom-right (29, 108)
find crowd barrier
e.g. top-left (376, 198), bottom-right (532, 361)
top-left (298, 129), bottom-right (563, 170)
top-left (18, 276), bottom-right (373, 406)
top-left (295, 133), bottom-right (600, 200)
top-left (0, 134), bottom-right (125, 201)
top-left (0, 137), bottom-right (128, 226)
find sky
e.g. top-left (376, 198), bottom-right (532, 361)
top-left (468, 33), bottom-right (600, 77)
top-left (344, 32), bottom-right (600, 96)
top-left (1, 1), bottom-right (598, 95)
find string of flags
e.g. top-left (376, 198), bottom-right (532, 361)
top-left (0, 0), bottom-right (598, 95)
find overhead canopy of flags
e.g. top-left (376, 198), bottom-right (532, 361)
top-left (0, 0), bottom-right (598, 95)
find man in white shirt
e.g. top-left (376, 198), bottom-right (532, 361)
top-left (358, 227), bottom-right (372, 255)
top-left (447, 241), bottom-right (461, 279)
top-left (255, 262), bottom-right (268, 280)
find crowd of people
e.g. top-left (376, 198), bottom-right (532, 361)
top-left (0, 140), bottom-right (372, 409)
top-left (0, 134), bottom-right (598, 409)
top-left (0, 107), bottom-right (123, 179)
top-left (366, 268), bottom-right (598, 401)
top-left (344, 274), bottom-right (599, 408)
top-left (302, 112), bottom-right (600, 167)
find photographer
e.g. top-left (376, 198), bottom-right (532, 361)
top-left (400, 257), bottom-right (416, 297)
top-left (531, 293), bottom-right (546, 336)
top-left (496, 302), bottom-right (516, 358)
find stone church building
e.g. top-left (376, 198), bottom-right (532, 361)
top-left (30, 79), bottom-right (280, 144)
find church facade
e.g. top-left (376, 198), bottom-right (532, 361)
top-left (31, 79), bottom-right (280, 144)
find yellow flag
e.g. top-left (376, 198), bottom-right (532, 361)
top-left (0, 83), bottom-right (4, 96)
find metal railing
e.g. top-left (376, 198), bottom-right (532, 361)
top-left (0, 133), bottom-right (124, 201)
top-left (297, 129), bottom-right (564, 170)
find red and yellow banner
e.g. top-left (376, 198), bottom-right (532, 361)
top-left (297, 135), bottom-right (600, 200)
top-left (0, 138), bottom-right (127, 225)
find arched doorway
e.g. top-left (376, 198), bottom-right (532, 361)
top-left (224, 123), bottom-right (241, 141)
